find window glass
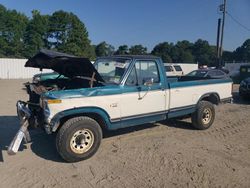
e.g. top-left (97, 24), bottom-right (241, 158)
top-left (174, 65), bottom-right (182, 71)
top-left (215, 70), bottom-right (224, 76)
top-left (125, 66), bottom-right (137, 86)
top-left (126, 61), bottom-right (160, 86)
top-left (94, 58), bottom-right (130, 84)
top-left (187, 70), bottom-right (207, 77)
top-left (207, 71), bottom-right (216, 77)
top-left (165, 66), bottom-right (173, 72)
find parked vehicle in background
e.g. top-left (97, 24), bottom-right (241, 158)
top-left (8, 50), bottom-right (233, 162)
top-left (164, 64), bottom-right (183, 77)
top-left (239, 77), bottom-right (250, 99)
top-left (186, 69), bottom-right (229, 79)
top-left (239, 65), bottom-right (250, 81)
top-left (32, 72), bottom-right (62, 83)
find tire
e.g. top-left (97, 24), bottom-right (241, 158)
top-left (191, 101), bottom-right (215, 130)
top-left (239, 91), bottom-right (249, 100)
top-left (56, 116), bottom-right (102, 162)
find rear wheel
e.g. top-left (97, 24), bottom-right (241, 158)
top-left (191, 101), bottom-right (215, 130)
top-left (239, 91), bottom-right (249, 100)
top-left (56, 116), bottom-right (102, 162)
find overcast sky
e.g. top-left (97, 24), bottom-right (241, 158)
top-left (1, 0), bottom-right (250, 51)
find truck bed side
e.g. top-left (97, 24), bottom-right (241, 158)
top-left (167, 78), bottom-right (232, 118)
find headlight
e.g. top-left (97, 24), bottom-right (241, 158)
top-left (33, 76), bottom-right (41, 83)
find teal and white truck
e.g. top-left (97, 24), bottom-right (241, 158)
top-left (8, 50), bottom-right (233, 162)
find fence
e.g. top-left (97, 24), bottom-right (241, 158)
top-left (0, 58), bottom-right (51, 79)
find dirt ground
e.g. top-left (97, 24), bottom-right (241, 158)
top-left (0, 79), bottom-right (250, 188)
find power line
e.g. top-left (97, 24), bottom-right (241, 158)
top-left (226, 11), bottom-right (250, 32)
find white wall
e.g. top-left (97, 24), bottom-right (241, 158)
top-left (0, 58), bottom-right (52, 79)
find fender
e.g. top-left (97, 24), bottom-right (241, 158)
top-left (197, 92), bottom-right (220, 105)
top-left (49, 106), bottom-right (113, 132)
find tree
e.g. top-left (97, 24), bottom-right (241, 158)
top-left (169, 40), bottom-right (194, 63)
top-left (23, 10), bottom-right (49, 58)
top-left (0, 4), bottom-right (28, 58)
top-left (48, 10), bottom-right (94, 58)
top-left (95, 41), bottom-right (115, 57)
top-left (151, 42), bottom-right (173, 63)
top-left (222, 51), bottom-right (234, 62)
top-left (115, 45), bottom-right (129, 55)
top-left (192, 39), bottom-right (216, 66)
top-left (234, 39), bottom-right (250, 62)
top-left (129, 44), bottom-right (147, 55)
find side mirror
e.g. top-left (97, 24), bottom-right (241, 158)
top-left (144, 78), bottom-right (154, 87)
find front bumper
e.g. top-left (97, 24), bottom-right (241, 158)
top-left (7, 101), bottom-right (32, 155)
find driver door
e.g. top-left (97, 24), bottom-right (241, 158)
top-left (121, 60), bottom-right (166, 119)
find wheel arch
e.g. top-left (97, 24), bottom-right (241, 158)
top-left (198, 92), bottom-right (220, 105)
top-left (50, 107), bottom-right (111, 132)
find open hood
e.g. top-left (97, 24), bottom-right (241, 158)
top-left (25, 49), bottom-right (104, 82)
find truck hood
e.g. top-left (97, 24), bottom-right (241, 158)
top-left (25, 49), bottom-right (104, 82)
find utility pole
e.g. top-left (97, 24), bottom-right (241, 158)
top-left (219, 0), bottom-right (227, 67)
top-left (216, 18), bottom-right (221, 67)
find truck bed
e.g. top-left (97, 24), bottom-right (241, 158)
top-left (167, 77), bottom-right (232, 117)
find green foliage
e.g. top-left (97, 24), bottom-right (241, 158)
top-left (192, 39), bottom-right (216, 65)
top-left (234, 39), bottom-right (250, 62)
top-left (48, 10), bottom-right (94, 58)
top-left (95, 41), bottom-right (114, 57)
top-left (0, 4), bottom-right (28, 58)
top-left (173, 40), bottom-right (194, 63)
top-left (23, 10), bottom-right (49, 58)
top-left (115, 45), bottom-right (129, 55)
top-left (129, 45), bottom-right (147, 55)
top-left (151, 42), bottom-right (173, 63)
top-left (222, 51), bottom-right (234, 62)
top-left (0, 5), bottom-right (95, 59)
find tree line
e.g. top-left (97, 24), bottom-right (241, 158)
top-left (0, 4), bottom-right (249, 65)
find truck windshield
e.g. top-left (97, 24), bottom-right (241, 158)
top-left (94, 58), bottom-right (131, 84)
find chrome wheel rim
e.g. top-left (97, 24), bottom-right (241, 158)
top-left (70, 129), bottom-right (94, 154)
top-left (202, 108), bottom-right (212, 124)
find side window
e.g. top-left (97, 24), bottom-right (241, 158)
top-left (174, 65), bottom-right (182, 72)
top-left (126, 60), bottom-right (160, 86)
top-left (215, 70), bottom-right (224, 76)
top-left (165, 66), bottom-right (173, 72)
top-left (125, 66), bottom-right (137, 86)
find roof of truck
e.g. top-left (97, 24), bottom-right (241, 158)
top-left (99, 55), bottom-right (160, 60)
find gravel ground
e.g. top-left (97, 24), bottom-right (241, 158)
top-left (0, 79), bottom-right (250, 188)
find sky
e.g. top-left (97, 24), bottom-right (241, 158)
top-left (0, 0), bottom-right (250, 51)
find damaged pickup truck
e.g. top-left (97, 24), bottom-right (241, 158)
top-left (8, 49), bottom-right (233, 162)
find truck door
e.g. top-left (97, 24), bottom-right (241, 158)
top-left (121, 60), bottom-right (166, 119)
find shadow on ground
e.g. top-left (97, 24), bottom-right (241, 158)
top-left (232, 91), bottom-right (250, 105)
top-left (0, 115), bottom-right (209, 163)
top-left (160, 119), bottom-right (196, 130)
top-left (0, 116), bottom-right (27, 162)
top-left (0, 115), bottom-right (161, 163)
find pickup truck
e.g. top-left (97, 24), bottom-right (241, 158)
top-left (8, 50), bottom-right (233, 162)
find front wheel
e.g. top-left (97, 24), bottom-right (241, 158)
top-left (191, 101), bottom-right (215, 130)
top-left (56, 116), bottom-right (102, 162)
